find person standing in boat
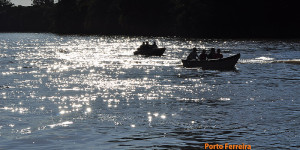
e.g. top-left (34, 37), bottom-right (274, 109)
top-left (199, 49), bottom-right (207, 61)
top-left (207, 48), bottom-right (216, 59)
top-left (215, 49), bottom-right (223, 59)
top-left (187, 48), bottom-right (198, 60)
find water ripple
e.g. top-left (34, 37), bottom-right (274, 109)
top-left (0, 33), bottom-right (299, 149)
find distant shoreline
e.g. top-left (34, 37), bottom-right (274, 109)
top-left (1, 32), bottom-right (300, 40)
top-left (1, 1), bottom-right (300, 39)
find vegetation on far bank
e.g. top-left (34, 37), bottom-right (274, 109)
top-left (1, 0), bottom-right (300, 38)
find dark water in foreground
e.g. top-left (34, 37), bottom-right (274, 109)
top-left (0, 33), bottom-right (299, 149)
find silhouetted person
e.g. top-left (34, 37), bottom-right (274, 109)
top-left (207, 48), bottom-right (216, 59)
top-left (215, 49), bottom-right (223, 59)
top-left (152, 41), bottom-right (158, 48)
top-left (187, 48), bottom-right (198, 60)
top-left (199, 49), bottom-right (207, 61)
top-left (140, 42), bottom-right (146, 48)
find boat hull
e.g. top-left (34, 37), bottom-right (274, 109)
top-left (134, 48), bottom-right (166, 56)
top-left (182, 53), bottom-right (240, 70)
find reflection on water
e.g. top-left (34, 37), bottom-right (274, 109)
top-left (0, 33), bottom-right (300, 149)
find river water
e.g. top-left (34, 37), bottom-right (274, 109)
top-left (0, 33), bottom-right (299, 149)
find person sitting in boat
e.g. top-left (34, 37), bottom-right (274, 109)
top-left (207, 48), bottom-right (216, 59)
top-left (199, 49), bottom-right (207, 61)
top-left (143, 41), bottom-right (151, 49)
top-left (140, 42), bottom-right (146, 48)
top-left (187, 48), bottom-right (198, 60)
top-left (215, 49), bottom-right (223, 59)
top-left (152, 41), bottom-right (158, 48)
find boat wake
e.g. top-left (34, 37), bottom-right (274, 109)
top-left (239, 57), bottom-right (300, 65)
top-left (239, 59), bottom-right (300, 65)
top-left (274, 60), bottom-right (300, 65)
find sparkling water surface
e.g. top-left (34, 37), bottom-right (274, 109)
top-left (0, 33), bottom-right (299, 149)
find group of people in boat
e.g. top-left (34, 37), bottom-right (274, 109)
top-left (139, 41), bottom-right (158, 50)
top-left (187, 48), bottom-right (223, 61)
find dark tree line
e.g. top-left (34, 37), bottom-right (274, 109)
top-left (32, 0), bottom-right (54, 7)
top-left (0, 0), bottom-right (54, 32)
top-left (1, 0), bottom-right (300, 38)
top-left (0, 0), bottom-right (12, 7)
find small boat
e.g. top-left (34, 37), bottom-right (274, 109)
top-left (134, 46), bottom-right (166, 56)
top-left (182, 53), bottom-right (240, 70)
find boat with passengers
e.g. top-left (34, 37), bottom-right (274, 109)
top-left (134, 41), bottom-right (166, 56)
top-left (182, 48), bottom-right (240, 70)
